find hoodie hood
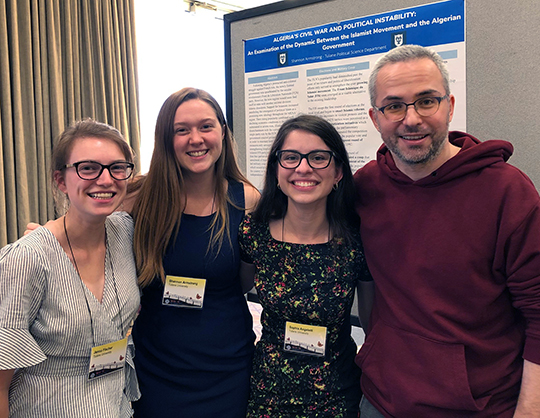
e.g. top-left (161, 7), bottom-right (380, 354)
top-left (377, 131), bottom-right (514, 186)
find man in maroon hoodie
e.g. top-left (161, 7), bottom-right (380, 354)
top-left (354, 44), bottom-right (540, 417)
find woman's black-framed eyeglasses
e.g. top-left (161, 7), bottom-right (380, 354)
top-left (276, 150), bottom-right (335, 170)
top-left (63, 161), bottom-right (134, 181)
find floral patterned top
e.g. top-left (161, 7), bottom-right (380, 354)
top-left (239, 214), bottom-right (372, 418)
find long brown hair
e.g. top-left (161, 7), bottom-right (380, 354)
top-left (132, 88), bottom-right (250, 287)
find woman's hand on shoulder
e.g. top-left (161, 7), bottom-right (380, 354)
top-left (24, 219), bottom-right (59, 236)
top-left (24, 222), bottom-right (41, 236)
top-left (244, 183), bottom-right (260, 214)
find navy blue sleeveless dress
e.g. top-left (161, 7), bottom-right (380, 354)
top-left (132, 180), bottom-right (255, 417)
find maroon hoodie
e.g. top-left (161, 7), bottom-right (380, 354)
top-left (354, 132), bottom-right (540, 417)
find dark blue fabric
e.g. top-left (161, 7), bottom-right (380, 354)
top-left (132, 180), bottom-right (255, 418)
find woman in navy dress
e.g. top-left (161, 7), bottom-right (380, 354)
top-left (130, 88), bottom-right (259, 417)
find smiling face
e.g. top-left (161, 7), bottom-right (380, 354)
top-left (369, 58), bottom-right (455, 174)
top-left (172, 99), bottom-right (224, 179)
top-left (277, 129), bottom-right (342, 210)
top-left (55, 137), bottom-right (128, 222)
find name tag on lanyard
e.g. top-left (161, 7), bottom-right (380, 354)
top-left (88, 337), bottom-right (128, 380)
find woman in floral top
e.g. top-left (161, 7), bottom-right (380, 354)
top-left (239, 115), bottom-right (374, 417)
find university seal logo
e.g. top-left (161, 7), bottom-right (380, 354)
top-left (392, 32), bottom-right (406, 48)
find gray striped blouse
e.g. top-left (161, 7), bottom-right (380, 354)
top-left (0, 212), bottom-right (140, 417)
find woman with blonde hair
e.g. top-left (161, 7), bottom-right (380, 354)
top-left (129, 88), bottom-right (259, 417)
top-left (0, 119), bottom-right (140, 417)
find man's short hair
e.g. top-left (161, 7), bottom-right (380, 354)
top-left (369, 44), bottom-right (451, 107)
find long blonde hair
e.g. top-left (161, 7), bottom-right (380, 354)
top-left (132, 88), bottom-right (250, 287)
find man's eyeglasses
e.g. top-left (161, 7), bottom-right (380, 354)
top-left (276, 150), bottom-right (335, 170)
top-left (375, 95), bottom-right (449, 122)
top-left (63, 161), bottom-right (134, 181)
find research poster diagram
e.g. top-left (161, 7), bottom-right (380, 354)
top-left (244, 0), bottom-right (465, 189)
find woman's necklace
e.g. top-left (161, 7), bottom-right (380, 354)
top-left (64, 215), bottom-right (96, 344)
top-left (183, 188), bottom-right (216, 215)
top-left (281, 216), bottom-right (331, 243)
top-left (63, 215), bottom-right (124, 343)
top-left (64, 215), bottom-right (82, 278)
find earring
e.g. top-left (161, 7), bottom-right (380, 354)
top-left (277, 182), bottom-right (281, 190)
top-left (332, 182), bottom-right (339, 191)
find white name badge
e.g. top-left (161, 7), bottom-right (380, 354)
top-left (162, 275), bottom-right (206, 309)
top-left (88, 337), bottom-right (128, 380)
top-left (284, 321), bottom-right (327, 357)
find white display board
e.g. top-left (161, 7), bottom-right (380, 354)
top-left (242, 0), bottom-right (465, 188)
